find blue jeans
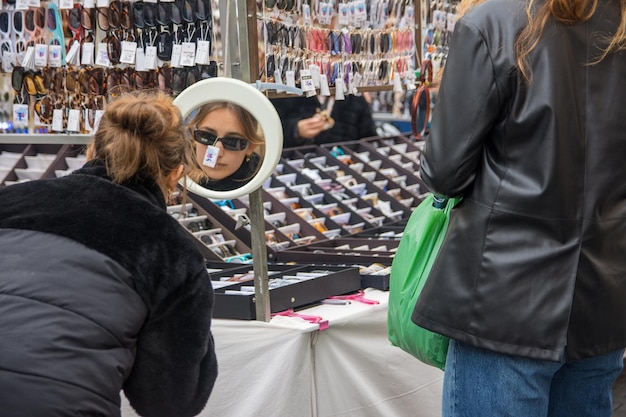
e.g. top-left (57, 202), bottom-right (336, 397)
top-left (443, 339), bottom-right (625, 417)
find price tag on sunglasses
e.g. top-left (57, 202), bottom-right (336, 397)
top-left (81, 42), bottom-right (95, 65)
top-left (59, 0), bottom-right (73, 9)
top-left (34, 44), bottom-right (48, 67)
top-left (52, 109), bottom-right (64, 132)
top-left (337, 3), bottom-right (349, 25)
top-left (13, 103), bottom-right (28, 127)
top-left (67, 108), bottom-right (80, 133)
top-left (95, 42), bottom-right (111, 67)
top-left (300, 69), bottom-right (316, 97)
top-left (319, 73), bottom-right (330, 96)
top-left (49, 44), bottom-right (62, 67)
top-left (285, 70), bottom-right (296, 88)
top-left (120, 41), bottom-right (137, 64)
top-left (135, 48), bottom-right (147, 71)
top-left (335, 77), bottom-right (345, 100)
top-left (144, 45), bottom-right (157, 70)
top-left (2, 52), bottom-right (15, 73)
top-left (302, 3), bottom-right (311, 25)
top-left (180, 42), bottom-right (196, 66)
top-left (170, 44), bottom-right (182, 67)
top-left (66, 41), bottom-right (80, 65)
top-left (93, 109), bottom-right (104, 132)
top-left (202, 145), bottom-right (220, 168)
top-left (15, 0), bottom-right (29, 10)
top-left (196, 40), bottom-right (210, 65)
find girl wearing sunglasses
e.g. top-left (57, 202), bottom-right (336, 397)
top-left (188, 101), bottom-right (266, 191)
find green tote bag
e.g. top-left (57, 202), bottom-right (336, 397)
top-left (387, 193), bottom-right (459, 370)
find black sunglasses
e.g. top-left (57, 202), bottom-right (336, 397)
top-left (193, 129), bottom-right (250, 151)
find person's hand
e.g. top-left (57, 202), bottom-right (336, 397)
top-left (297, 115), bottom-right (326, 139)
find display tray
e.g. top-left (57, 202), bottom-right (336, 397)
top-left (211, 265), bottom-right (362, 320)
top-left (276, 237), bottom-right (396, 261)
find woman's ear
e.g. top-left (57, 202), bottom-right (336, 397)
top-left (166, 165), bottom-right (184, 190)
top-left (247, 143), bottom-right (257, 153)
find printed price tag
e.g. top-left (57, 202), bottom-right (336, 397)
top-left (319, 73), bottom-right (330, 96)
top-left (170, 44), bottom-right (182, 67)
top-left (52, 109), bottom-right (64, 132)
top-left (300, 69), bottom-right (316, 97)
top-left (13, 104), bottom-right (29, 127)
top-left (67, 109), bottom-right (81, 133)
top-left (285, 70), bottom-right (296, 88)
top-left (335, 78), bottom-right (345, 100)
top-left (95, 42), bottom-right (111, 67)
top-left (34, 44), bottom-right (48, 67)
top-left (81, 42), bottom-right (95, 65)
top-left (48, 44), bottom-right (62, 67)
top-left (196, 40), bottom-right (210, 65)
top-left (180, 42), bottom-right (196, 66)
top-left (120, 41), bottom-right (137, 64)
top-left (144, 45), bottom-right (157, 69)
top-left (203, 145), bottom-right (219, 168)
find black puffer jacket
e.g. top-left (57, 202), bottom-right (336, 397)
top-left (0, 159), bottom-right (217, 416)
top-left (271, 95), bottom-right (377, 148)
top-left (413, 0), bottom-right (626, 362)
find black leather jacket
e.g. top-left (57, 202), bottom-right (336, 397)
top-left (413, 0), bottom-right (626, 361)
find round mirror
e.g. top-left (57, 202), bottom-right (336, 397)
top-left (173, 77), bottom-right (283, 200)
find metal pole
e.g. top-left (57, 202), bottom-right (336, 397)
top-left (220, 0), bottom-right (271, 321)
top-left (249, 187), bottom-right (271, 321)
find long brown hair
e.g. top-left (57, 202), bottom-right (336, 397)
top-left (516, 0), bottom-right (626, 81)
top-left (86, 90), bottom-right (203, 195)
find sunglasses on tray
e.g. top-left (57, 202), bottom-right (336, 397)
top-left (193, 129), bottom-right (249, 151)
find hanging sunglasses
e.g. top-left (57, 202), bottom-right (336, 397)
top-left (193, 129), bottom-right (250, 151)
top-left (181, 0), bottom-right (196, 23)
top-left (0, 11), bottom-right (10, 40)
top-left (142, 1), bottom-right (157, 28)
top-left (132, 1), bottom-right (145, 29)
top-left (157, 1), bottom-right (171, 25)
top-left (34, 95), bottom-right (54, 124)
top-left (119, 1), bottom-right (132, 30)
top-left (195, 0), bottom-right (212, 21)
top-left (105, 30), bottom-right (122, 65)
top-left (25, 7), bottom-right (45, 45)
top-left (68, 4), bottom-right (84, 42)
top-left (171, 0), bottom-right (183, 25)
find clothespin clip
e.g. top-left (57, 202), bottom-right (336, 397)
top-left (327, 290), bottom-right (380, 305)
top-left (272, 308), bottom-right (329, 330)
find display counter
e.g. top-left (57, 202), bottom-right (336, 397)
top-left (121, 289), bottom-right (443, 417)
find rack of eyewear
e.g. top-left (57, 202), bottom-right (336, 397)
top-left (421, 0), bottom-right (459, 78)
top-left (0, 0), bottom-right (220, 137)
top-left (256, 0), bottom-right (422, 97)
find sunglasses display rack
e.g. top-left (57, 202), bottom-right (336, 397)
top-left (256, 0), bottom-right (420, 96)
top-left (0, 0), bottom-right (221, 135)
top-left (0, 142), bottom-right (81, 184)
top-left (166, 195), bottom-right (256, 264)
top-left (180, 135), bottom-right (427, 289)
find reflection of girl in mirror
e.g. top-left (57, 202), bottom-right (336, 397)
top-left (187, 102), bottom-right (266, 192)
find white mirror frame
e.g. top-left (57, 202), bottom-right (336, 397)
top-left (173, 77), bottom-right (283, 200)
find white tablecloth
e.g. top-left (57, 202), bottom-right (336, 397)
top-left (122, 289), bottom-right (443, 417)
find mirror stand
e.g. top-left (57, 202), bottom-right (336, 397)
top-left (249, 188), bottom-right (271, 321)
top-left (174, 77), bottom-right (284, 323)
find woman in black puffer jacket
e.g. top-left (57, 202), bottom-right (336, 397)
top-left (0, 91), bottom-right (218, 417)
